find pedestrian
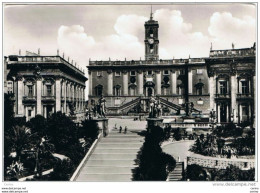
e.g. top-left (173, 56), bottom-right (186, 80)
top-left (119, 126), bottom-right (122, 133)
top-left (124, 126), bottom-right (127, 134)
top-left (114, 124), bottom-right (117, 130)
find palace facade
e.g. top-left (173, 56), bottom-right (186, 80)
top-left (5, 53), bottom-right (87, 121)
top-left (87, 11), bottom-right (256, 125)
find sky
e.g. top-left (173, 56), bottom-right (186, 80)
top-left (4, 3), bottom-right (256, 73)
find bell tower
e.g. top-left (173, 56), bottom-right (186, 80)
top-left (144, 7), bottom-right (159, 61)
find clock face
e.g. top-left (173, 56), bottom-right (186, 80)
top-left (148, 38), bottom-right (154, 44)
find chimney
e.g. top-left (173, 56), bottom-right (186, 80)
top-left (68, 57), bottom-right (70, 62)
top-left (57, 49), bottom-right (59, 56)
top-left (38, 48), bottom-right (40, 55)
top-left (19, 49), bottom-right (21, 56)
top-left (63, 53), bottom-right (65, 58)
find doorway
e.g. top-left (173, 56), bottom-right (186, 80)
top-left (220, 103), bottom-right (227, 123)
top-left (147, 88), bottom-right (153, 97)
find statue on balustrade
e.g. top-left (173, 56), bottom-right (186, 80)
top-left (89, 96), bottom-right (106, 118)
top-left (98, 95), bottom-right (106, 118)
top-left (149, 97), bottom-right (162, 118)
top-left (69, 102), bottom-right (75, 116)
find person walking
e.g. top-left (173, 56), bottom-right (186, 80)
top-left (119, 126), bottom-right (122, 133)
top-left (124, 126), bottom-right (128, 134)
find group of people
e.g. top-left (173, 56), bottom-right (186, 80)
top-left (114, 124), bottom-right (128, 134)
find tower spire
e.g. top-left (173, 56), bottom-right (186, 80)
top-left (150, 5), bottom-right (153, 20)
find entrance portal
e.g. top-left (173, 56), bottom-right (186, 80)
top-left (220, 103), bottom-right (227, 123)
top-left (147, 88), bottom-right (153, 97)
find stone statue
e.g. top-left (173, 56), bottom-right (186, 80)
top-left (98, 95), bottom-right (106, 118)
top-left (69, 102), bottom-right (75, 116)
top-left (149, 97), bottom-right (161, 118)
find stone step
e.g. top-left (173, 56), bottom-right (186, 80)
top-left (85, 160), bottom-right (137, 167)
top-left (94, 149), bottom-right (141, 154)
top-left (99, 141), bottom-right (143, 144)
top-left (169, 174), bottom-right (182, 176)
top-left (76, 174), bottom-right (133, 182)
top-left (96, 144), bottom-right (142, 149)
top-left (105, 135), bottom-right (144, 138)
top-left (101, 138), bottom-right (144, 142)
top-left (80, 166), bottom-right (136, 174)
top-left (89, 153), bottom-right (138, 160)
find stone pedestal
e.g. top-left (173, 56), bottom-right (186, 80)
top-left (92, 118), bottom-right (109, 137)
top-left (146, 118), bottom-right (164, 133)
top-left (182, 116), bottom-right (196, 132)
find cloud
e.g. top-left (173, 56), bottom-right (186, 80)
top-left (208, 12), bottom-right (256, 49)
top-left (153, 9), bottom-right (210, 58)
top-left (57, 9), bottom-right (256, 69)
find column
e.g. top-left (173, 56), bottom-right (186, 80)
top-left (231, 75), bottom-right (238, 123)
top-left (171, 71), bottom-right (177, 95)
top-left (17, 76), bottom-right (24, 115)
top-left (217, 103), bottom-right (221, 123)
top-left (123, 71), bottom-right (128, 96)
top-left (137, 70), bottom-right (143, 95)
top-left (88, 71), bottom-right (92, 96)
top-left (55, 78), bottom-right (61, 112)
top-left (64, 81), bottom-right (67, 113)
top-left (36, 78), bottom-right (42, 115)
top-left (239, 104), bottom-right (243, 123)
top-left (188, 69), bottom-right (193, 94)
top-left (209, 75), bottom-right (216, 111)
top-left (226, 104), bottom-right (229, 122)
top-left (107, 71), bottom-right (113, 96)
top-left (155, 70), bottom-right (161, 95)
top-left (71, 84), bottom-right (74, 102)
top-left (44, 106), bottom-right (47, 118)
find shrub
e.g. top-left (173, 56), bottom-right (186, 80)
top-left (133, 126), bottom-right (176, 181)
top-left (49, 159), bottom-right (75, 181)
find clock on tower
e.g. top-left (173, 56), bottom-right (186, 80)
top-left (144, 9), bottom-right (159, 61)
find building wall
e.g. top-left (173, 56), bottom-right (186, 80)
top-left (89, 63), bottom-right (210, 113)
top-left (6, 55), bottom-right (87, 121)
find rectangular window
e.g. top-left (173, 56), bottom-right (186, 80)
top-left (147, 71), bottom-right (152, 75)
top-left (241, 81), bottom-right (249, 94)
top-left (163, 70), bottom-right (169, 75)
top-left (219, 81), bottom-right (227, 94)
top-left (28, 85), bottom-right (33, 97)
top-left (197, 69), bottom-right (203, 74)
top-left (115, 71), bottom-right (121, 77)
top-left (97, 71), bottom-right (102, 77)
top-left (130, 71), bottom-right (136, 76)
top-left (47, 85), bottom-right (52, 96)
top-left (28, 110), bottom-right (32, 117)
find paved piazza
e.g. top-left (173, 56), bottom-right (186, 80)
top-left (108, 118), bottom-right (147, 131)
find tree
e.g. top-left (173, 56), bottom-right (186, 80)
top-left (133, 126), bottom-right (176, 181)
top-left (26, 115), bottom-right (47, 136)
top-left (46, 112), bottom-right (78, 152)
top-left (80, 120), bottom-right (99, 141)
top-left (186, 164), bottom-right (207, 181)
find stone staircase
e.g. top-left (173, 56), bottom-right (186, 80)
top-left (75, 128), bottom-right (144, 181)
top-left (167, 162), bottom-right (184, 181)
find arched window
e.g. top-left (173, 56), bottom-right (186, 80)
top-left (195, 79), bottom-right (204, 95)
top-left (113, 85), bottom-right (121, 96)
top-left (95, 85), bottom-right (103, 96)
